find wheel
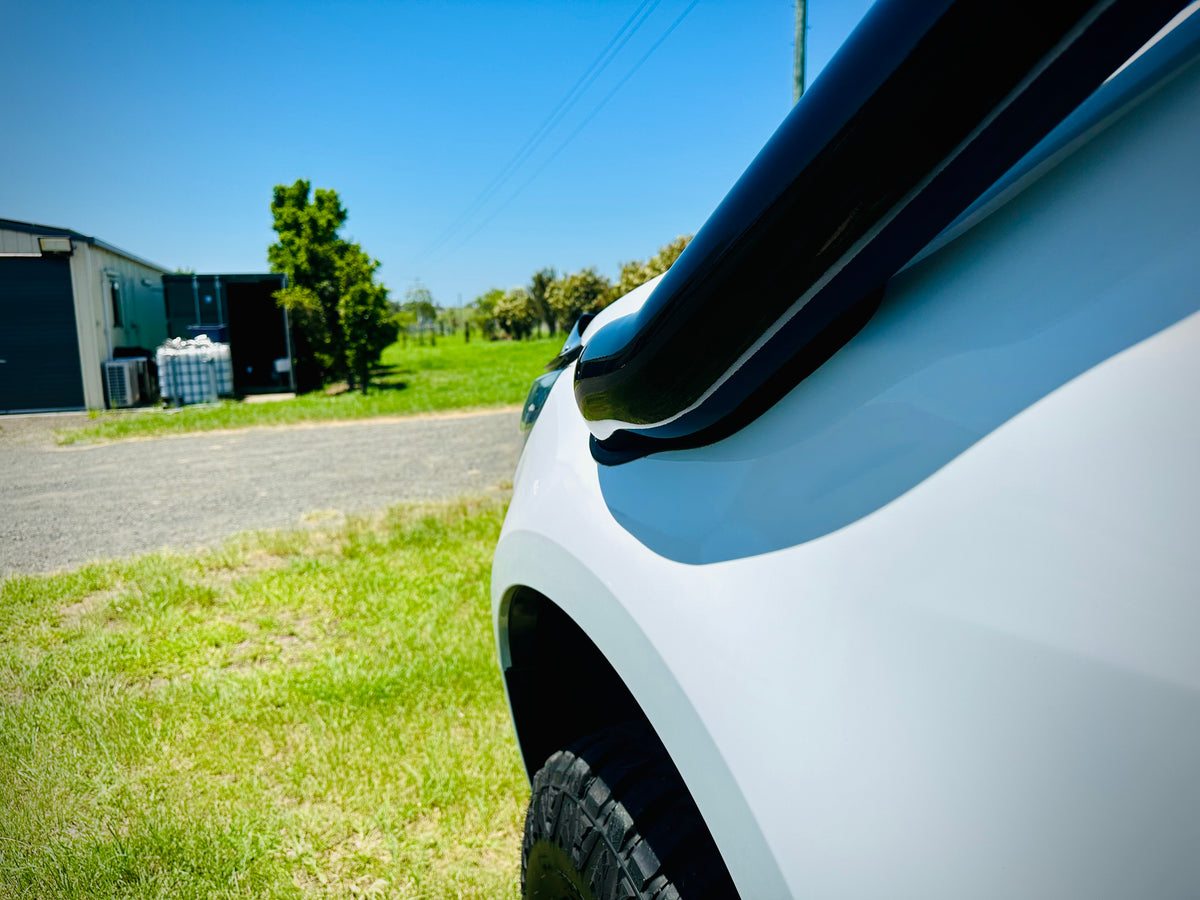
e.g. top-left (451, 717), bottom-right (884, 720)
top-left (521, 723), bottom-right (740, 900)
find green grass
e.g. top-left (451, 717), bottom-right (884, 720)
top-left (62, 337), bottom-right (559, 445)
top-left (0, 499), bottom-right (526, 899)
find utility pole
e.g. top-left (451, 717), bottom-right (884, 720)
top-left (793, 0), bottom-right (807, 104)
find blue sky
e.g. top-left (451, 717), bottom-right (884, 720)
top-left (2, 1), bottom-right (873, 306)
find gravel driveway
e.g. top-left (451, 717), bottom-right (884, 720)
top-left (0, 409), bottom-right (522, 576)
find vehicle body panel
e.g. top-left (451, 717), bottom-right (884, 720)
top-left (495, 14), bottom-right (1200, 899)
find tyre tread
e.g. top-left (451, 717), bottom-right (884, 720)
top-left (521, 722), bottom-right (739, 899)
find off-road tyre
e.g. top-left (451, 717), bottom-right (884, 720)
top-left (521, 722), bottom-right (740, 900)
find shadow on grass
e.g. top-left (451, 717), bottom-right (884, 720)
top-left (372, 364), bottom-right (414, 377)
top-left (322, 381), bottom-right (409, 397)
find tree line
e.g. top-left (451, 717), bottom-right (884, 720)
top-left (469, 235), bottom-right (692, 341)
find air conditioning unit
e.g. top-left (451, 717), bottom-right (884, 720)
top-left (104, 358), bottom-right (144, 408)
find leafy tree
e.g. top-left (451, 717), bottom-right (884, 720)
top-left (268, 180), bottom-right (395, 390)
top-left (402, 283), bottom-right (440, 345)
top-left (391, 304), bottom-right (418, 346)
top-left (529, 267), bottom-right (557, 335)
top-left (337, 244), bottom-right (397, 393)
top-left (615, 235), bottom-right (693, 299)
top-left (647, 235), bottom-right (692, 275)
top-left (615, 258), bottom-right (648, 300)
top-left (494, 287), bottom-right (537, 340)
top-left (269, 181), bottom-right (346, 380)
top-left (403, 283), bottom-right (438, 324)
top-left (547, 267), bottom-right (613, 326)
top-left (471, 289), bottom-right (505, 340)
top-left (439, 307), bottom-right (460, 336)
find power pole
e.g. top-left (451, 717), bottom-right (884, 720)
top-left (793, 0), bottom-right (807, 104)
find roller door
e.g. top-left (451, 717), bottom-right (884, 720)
top-left (0, 256), bottom-right (85, 412)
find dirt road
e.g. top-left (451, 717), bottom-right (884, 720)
top-left (0, 409), bottom-right (522, 575)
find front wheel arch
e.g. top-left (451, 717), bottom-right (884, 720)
top-left (500, 587), bottom-right (741, 899)
top-left (500, 585), bottom-right (645, 779)
top-left (491, 528), bottom-right (792, 897)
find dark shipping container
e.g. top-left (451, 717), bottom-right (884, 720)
top-left (161, 273), bottom-right (297, 395)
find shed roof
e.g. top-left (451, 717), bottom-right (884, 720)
top-left (0, 218), bottom-right (169, 274)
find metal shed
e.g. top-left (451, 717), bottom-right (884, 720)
top-left (0, 219), bottom-right (168, 413)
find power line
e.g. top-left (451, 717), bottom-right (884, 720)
top-left (444, 0), bottom-right (701, 257)
top-left (417, 0), bottom-right (662, 261)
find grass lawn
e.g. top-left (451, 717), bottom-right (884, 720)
top-left (0, 499), bottom-right (526, 899)
top-left (61, 337), bottom-right (559, 445)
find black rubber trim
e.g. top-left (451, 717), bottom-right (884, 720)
top-left (576, 0), bottom-right (1189, 463)
top-left (545, 313), bottom-right (596, 373)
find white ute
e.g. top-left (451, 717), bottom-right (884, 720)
top-left (493, 0), bottom-right (1200, 897)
